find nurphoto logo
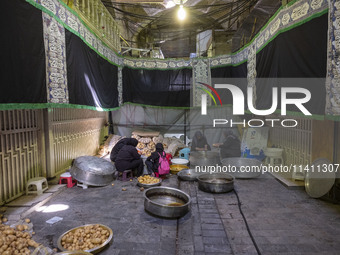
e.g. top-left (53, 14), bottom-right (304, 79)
top-left (198, 81), bottom-right (312, 128)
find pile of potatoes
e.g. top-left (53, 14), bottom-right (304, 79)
top-left (0, 220), bottom-right (39, 255)
top-left (137, 175), bottom-right (160, 184)
top-left (61, 224), bottom-right (110, 251)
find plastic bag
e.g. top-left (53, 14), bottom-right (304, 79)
top-left (32, 245), bottom-right (56, 255)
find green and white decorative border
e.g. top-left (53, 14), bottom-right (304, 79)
top-left (28, 0), bottom-right (122, 67)
top-left (326, 0), bottom-right (340, 117)
top-left (42, 12), bottom-right (69, 104)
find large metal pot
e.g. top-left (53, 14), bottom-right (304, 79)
top-left (70, 156), bottom-right (116, 186)
top-left (189, 151), bottom-right (220, 166)
top-left (221, 157), bottom-right (262, 179)
top-left (197, 173), bottom-right (234, 193)
top-left (144, 187), bottom-right (191, 218)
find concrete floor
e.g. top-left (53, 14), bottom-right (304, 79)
top-left (27, 174), bottom-right (340, 255)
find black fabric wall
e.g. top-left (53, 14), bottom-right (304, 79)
top-left (0, 0), bottom-right (46, 104)
top-left (122, 67), bottom-right (191, 107)
top-left (256, 14), bottom-right (328, 114)
top-left (66, 30), bottom-right (119, 108)
top-left (211, 62), bottom-right (248, 78)
top-left (210, 62), bottom-right (248, 107)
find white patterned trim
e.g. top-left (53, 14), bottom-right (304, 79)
top-left (42, 12), bottom-right (69, 104)
top-left (192, 59), bottom-right (211, 107)
top-left (209, 0), bottom-right (328, 68)
top-left (118, 66), bottom-right (123, 107)
top-left (326, 0), bottom-right (340, 115)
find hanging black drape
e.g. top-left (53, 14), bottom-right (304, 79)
top-left (122, 67), bottom-right (191, 107)
top-left (256, 14), bottom-right (328, 114)
top-left (210, 62), bottom-right (248, 107)
top-left (66, 30), bottom-right (119, 109)
top-left (0, 0), bottom-right (46, 104)
top-left (211, 62), bottom-right (248, 78)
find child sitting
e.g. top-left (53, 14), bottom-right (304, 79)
top-left (145, 143), bottom-right (169, 177)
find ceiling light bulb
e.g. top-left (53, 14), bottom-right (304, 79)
top-left (177, 5), bottom-right (186, 21)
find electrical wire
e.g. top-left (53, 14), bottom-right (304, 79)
top-left (233, 187), bottom-right (262, 255)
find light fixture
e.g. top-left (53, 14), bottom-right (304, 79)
top-left (177, 4), bottom-right (186, 21)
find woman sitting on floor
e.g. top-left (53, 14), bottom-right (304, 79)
top-left (115, 139), bottom-right (144, 177)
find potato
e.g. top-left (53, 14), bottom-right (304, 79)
top-left (16, 225), bottom-right (24, 231)
top-left (2, 218), bottom-right (7, 223)
top-left (27, 239), bottom-right (39, 248)
top-left (24, 219), bottom-right (30, 224)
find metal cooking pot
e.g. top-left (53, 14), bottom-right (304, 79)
top-left (144, 187), bottom-right (191, 218)
top-left (197, 173), bottom-right (234, 193)
top-left (189, 151), bottom-right (220, 167)
top-left (70, 156), bottom-right (116, 186)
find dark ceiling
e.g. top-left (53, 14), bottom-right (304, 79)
top-left (102, 0), bottom-right (280, 58)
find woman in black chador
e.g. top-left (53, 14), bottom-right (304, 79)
top-left (110, 138), bottom-right (138, 162)
top-left (191, 131), bottom-right (211, 151)
top-left (145, 143), bottom-right (165, 176)
top-left (219, 130), bottom-right (241, 159)
top-left (114, 139), bottom-right (144, 177)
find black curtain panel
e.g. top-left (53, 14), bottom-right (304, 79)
top-left (122, 67), bottom-right (191, 107)
top-left (210, 62), bottom-right (248, 107)
top-left (256, 13), bottom-right (328, 114)
top-left (66, 30), bottom-right (119, 109)
top-left (0, 0), bottom-right (46, 104)
top-left (211, 62), bottom-right (248, 78)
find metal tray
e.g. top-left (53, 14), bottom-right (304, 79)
top-left (137, 177), bottom-right (162, 188)
top-left (305, 158), bottom-right (335, 198)
top-left (177, 169), bottom-right (202, 181)
top-left (57, 224), bottom-right (113, 254)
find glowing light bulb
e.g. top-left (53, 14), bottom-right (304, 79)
top-left (177, 5), bottom-right (186, 21)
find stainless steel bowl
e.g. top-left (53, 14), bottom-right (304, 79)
top-left (197, 173), bottom-right (234, 193)
top-left (221, 157), bottom-right (262, 179)
top-left (177, 169), bottom-right (203, 181)
top-left (144, 187), bottom-right (191, 218)
top-left (137, 177), bottom-right (162, 188)
top-left (189, 151), bottom-right (221, 166)
top-left (70, 156), bottom-right (116, 186)
top-left (57, 224), bottom-right (113, 254)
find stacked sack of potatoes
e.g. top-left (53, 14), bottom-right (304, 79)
top-left (132, 134), bottom-right (185, 157)
top-left (132, 134), bottom-right (161, 157)
top-left (97, 135), bottom-right (126, 157)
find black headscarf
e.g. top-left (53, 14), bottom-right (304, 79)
top-left (156, 143), bottom-right (164, 153)
top-left (191, 131), bottom-right (210, 151)
top-left (110, 138), bottom-right (138, 162)
top-left (129, 138), bottom-right (138, 147)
